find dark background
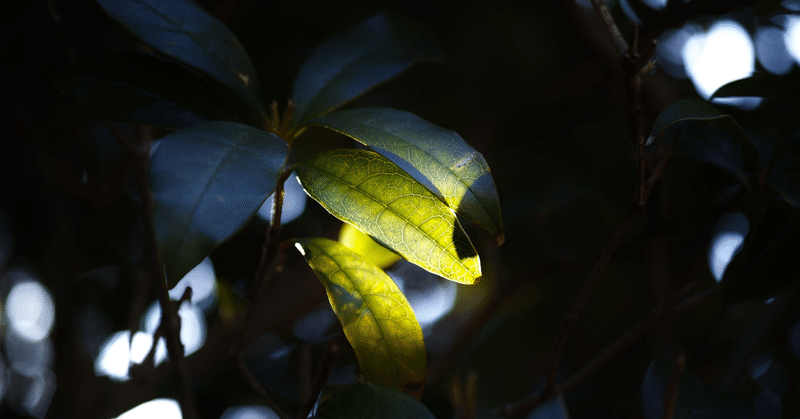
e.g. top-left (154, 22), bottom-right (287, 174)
top-left (1, 0), bottom-right (799, 418)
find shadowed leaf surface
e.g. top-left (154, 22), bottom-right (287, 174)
top-left (711, 73), bottom-right (800, 101)
top-left (289, 13), bottom-right (441, 129)
top-left (64, 50), bottom-right (236, 129)
top-left (647, 99), bottom-right (758, 168)
top-left (313, 382), bottom-right (435, 418)
top-left (767, 156), bottom-right (800, 209)
top-left (295, 238), bottom-right (426, 398)
top-left (296, 149), bottom-right (481, 284)
top-left (150, 121), bottom-right (287, 286)
top-left (642, 354), bottom-right (754, 419)
top-left (313, 107), bottom-right (504, 243)
top-left (94, 0), bottom-right (265, 118)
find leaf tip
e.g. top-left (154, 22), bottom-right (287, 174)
top-left (495, 232), bottom-right (505, 246)
top-left (645, 135), bottom-right (655, 146)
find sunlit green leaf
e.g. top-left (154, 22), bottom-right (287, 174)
top-left (338, 222), bottom-right (401, 269)
top-left (313, 382), bottom-right (435, 418)
top-left (94, 0), bottom-right (265, 120)
top-left (647, 100), bottom-right (758, 168)
top-left (64, 50), bottom-right (237, 129)
top-left (312, 108), bottom-right (504, 244)
top-left (296, 149), bottom-right (481, 284)
top-left (295, 238), bottom-right (426, 398)
top-left (289, 13), bottom-right (441, 129)
top-left (642, 353), bottom-right (754, 419)
top-left (150, 121), bottom-right (288, 286)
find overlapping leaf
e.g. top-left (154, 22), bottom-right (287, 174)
top-left (647, 100), bottom-right (758, 168)
top-left (150, 121), bottom-right (288, 286)
top-left (712, 73), bottom-right (800, 102)
top-left (289, 13), bottom-right (441, 129)
top-left (64, 50), bottom-right (236, 129)
top-left (295, 238), bottom-right (426, 398)
top-left (642, 354), bottom-right (754, 419)
top-left (338, 223), bottom-right (401, 269)
top-left (295, 149), bottom-right (481, 284)
top-left (312, 382), bottom-right (435, 418)
top-left (312, 108), bottom-right (504, 244)
top-left (94, 0), bottom-right (264, 119)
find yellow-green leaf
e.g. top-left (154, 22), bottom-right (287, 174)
top-left (295, 238), bottom-right (426, 398)
top-left (296, 149), bottom-right (481, 284)
top-left (339, 223), bottom-right (402, 269)
top-left (312, 107), bottom-right (504, 244)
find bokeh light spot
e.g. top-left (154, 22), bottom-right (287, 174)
top-left (220, 405), bottom-right (278, 419)
top-left (756, 26), bottom-right (793, 75)
top-left (6, 280), bottom-right (55, 342)
top-left (707, 212), bottom-right (750, 282)
top-left (169, 257), bottom-right (217, 311)
top-left (143, 302), bottom-right (206, 359)
top-left (258, 172), bottom-right (307, 224)
top-left (116, 399), bottom-right (181, 419)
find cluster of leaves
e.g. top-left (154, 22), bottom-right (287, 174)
top-left (67, 0), bottom-right (504, 415)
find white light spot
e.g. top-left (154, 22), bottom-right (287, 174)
top-left (6, 281), bottom-right (55, 342)
top-left (657, 27), bottom-right (692, 78)
top-left (707, 212), bottom-right (750, 282)
top-left (294, 242), bottom-right (305, 256)
top-left (388, 261), bottom-right (458, 327)
top-left (683, 20), bottom-right (761, 109)
top-left (756, 26), bottom-right (793, 75)
top-left (169, 257), bottom-right (217, 311)
top-left (785, 16), bottom-right (800, 64)
top-left (143, 302), bottom-right (206, 359)
top-left (116, 399), bottom-right (181, 419)
top-left (95, 331), bottom-right (133, 381)
top-left (258, 172), bottom-right (307, 225)
top-left (220, 405), bottom-right (279, 419)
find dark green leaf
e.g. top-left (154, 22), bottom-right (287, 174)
top-left (673, 123), bottom-right (751, 190)
top-left (94, 0), bottom-right (264, 119)
top-left (313, 382), bottom-right (435, 419)
top-left (295, 238), bottom-right (426, 398)
top-left (289, 13), bottom-right (441, 129)
top-left (642, 353), bottom-right (754, 419)
top-left (312, 108), bottom-right (504, 244)
top-left (64, 50), bottom-right (237, 129)
top-left (768, 156), bottom-right (800, 209)
top-left (711, 72), bottom-right (800, 102)
top-left (647, 100), bottom-right (758, 168)
top-left (296, 149), bottom-right (481, 284)
top-left (150, 121), bottom-right (288, 286)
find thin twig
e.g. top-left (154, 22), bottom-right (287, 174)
top-left (661, 353), bottom-right (685, 419)
top-left (588, 0), bottom-right (628, 54)
top-left (297, 340), bottom-right (341, 419)
top-left (118, 121), bottom-right (198, 419)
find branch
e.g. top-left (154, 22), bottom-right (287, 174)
top-left (109, 119), bottom-right (198, 419)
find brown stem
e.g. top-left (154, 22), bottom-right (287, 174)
top-left (126, 124), bottom-right (197, 419)
top-left (588, 0), bottom-right (628, 54)
top-left (298, 341), bottom-right (341, 419)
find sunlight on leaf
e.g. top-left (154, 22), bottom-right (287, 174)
top-left (295, 238), bottom-right (426, 398)
top-left (313, 108), bottom-right (504, 243)
top-left (289, 13), bottom-right (441, 129)
top-left (94, 0), bottom-right (265, 118)
top-left (150, 121), bottom-right (288, 286)
top-left (296, 149), bottom-right (481, 284)
top-left (313, 382), bottom-right (435, 418)
top-left (338, 222), bottom-right (401, 269)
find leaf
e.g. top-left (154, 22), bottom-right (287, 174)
top-left (296, 149), bottom-right (481, 284)
top-left (150, 121), bottom-right (288, 286)
top-left (295, 238), bottom-right (426, 398)
top-left (338, 222), bottom-right (401, 269)
top-left (711, 72), bottom-right (800, 102)
top-left (64, 50), bottom-right (237, 129)
top-left (312, 382), bottom-right (435, 419)
top-left (672, 123), bottom-right (751, 191)
top-left (312, 107), bottom-right (504, 244)
top-left (647, 100), bottom-right (758, 168)
top-left (289, 13), bottom-right (441, 129)
top-left (94, 0), bottom-right (264, 119)
top-left (767, 156), bottom-right (800, 209)
top-left (642, 354), bottom-right (754, 419)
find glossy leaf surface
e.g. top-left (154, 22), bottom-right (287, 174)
top-left (94, 0), bottom-right (264, 117)
top-left (711, 73), bottom-right (800, 101)
top-left (313, 108), bottom-right (504, 243)
top-left (289, 13), bottom-right (441, 129)
top-left (647, 100), bottom-right (757, 167)
top-left (642, 354), bottom-right (754, 419)
top-left (338, 222), bottom-right (401, 269)
top-left (150, 121), bottom-right (288, 286)
top-left (296, 149), bottom-right (481, 284)
top-left (313, 382), bottom-right (435, 419)
top-left (295, 238), bottom-right (426, 397)
top-left (64, 50), bottom-right (236, 129)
